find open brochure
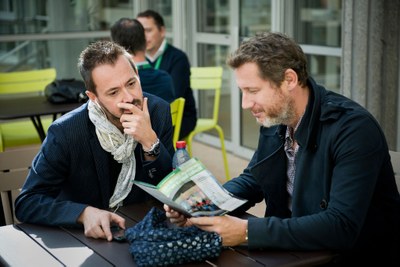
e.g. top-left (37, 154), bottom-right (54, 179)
top-left (133, 158), bottom-right (247, 217)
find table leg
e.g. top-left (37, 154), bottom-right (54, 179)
top-left (30, 116), bottom-right (46, 142)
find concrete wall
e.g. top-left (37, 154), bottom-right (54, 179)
top-left (342, 0), bottom-right (400, 150)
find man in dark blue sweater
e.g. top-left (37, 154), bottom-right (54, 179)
top-left (137, 10), bottom-right (197, 139)
top-left (111, 17), bottom-right (175, 103)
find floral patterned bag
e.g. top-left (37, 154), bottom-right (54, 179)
top-left (125, 207), bottom-right (222, 267)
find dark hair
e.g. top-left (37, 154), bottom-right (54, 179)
top-left (77, 40), bottom-right (136, 93)
top-left (227, 32), bottom-right (308, 87)
top-left (136, 9), bottom-right (165, 29)
top-left (110, 18), bottom-right (146, 54)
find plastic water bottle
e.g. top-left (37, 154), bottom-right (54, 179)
top-left (172, 141), bottom-right (191, 170)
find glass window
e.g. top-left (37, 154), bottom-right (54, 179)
top-left (141, 0), bottom-right (172, 32)
top-left (293, 0), bottom-right (342, 47)
top-left (197, 43), bottom-right (231, 140)
top-left (0, 38), bottom-right (108, 76)
top-left (196, 0), bottom-right (230, 34)
top-left (0, 0), bottom-right (134, 74)
top-left (0, 0), bottom-right (133, 35)
top-left (239, 0), bottom-right (272, 150)
top-left (307, 54), bottom-right (341, 92)
top-left (241, 104), bottom-right (259, 149)
top-left (48, 38), bottom-right (103, 79)
top-left (1, 40), bottom-right (51, 71)
top-left (240, 0), bottom-right (272, 37)
top-left (293, 0), bottom-right (342, 93)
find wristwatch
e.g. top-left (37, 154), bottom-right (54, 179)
top-left (143, 138), bottom-right (160, 157)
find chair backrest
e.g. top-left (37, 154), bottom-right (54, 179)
top-left (170, 97), bottom-right (185, 149)
top-left (0, 146), bottom-right (39, 225)
top-left (0, 68), bottom-right (56, 96)
top-left (389, 150), bottom-right (400, 191)
top-left (190, 66), bottom-right (223, 123)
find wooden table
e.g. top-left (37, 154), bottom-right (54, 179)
top-left (0, 95), bottom-right (84, 142)
top-left (0, 201), bottom-right (335, 266)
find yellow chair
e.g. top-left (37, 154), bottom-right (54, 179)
top-left (0, 68), bottom-right (56, 152)
top-left (170, 97), bottom-right (185, 149)
top-left (186, 66), bottom-right (230, 180)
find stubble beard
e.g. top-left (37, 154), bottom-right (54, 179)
top-left (96, 98), bottom-right (142, 131)
top-left (259, 95), bottom-right (296, 128)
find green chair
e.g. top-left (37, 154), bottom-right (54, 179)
top-left (0, 68), bottom-right (56, 152)
top-left (170, 97), bottom-right (185, 150)
top-left (186, 67), bottom-right (230, 180)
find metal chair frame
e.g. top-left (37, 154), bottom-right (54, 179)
top-left (170, 97), bottom-right (185, 149)
top-left (186, 67), bottom-right (230, 180)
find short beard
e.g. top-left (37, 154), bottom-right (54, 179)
top-left (96, 101), bottom-right (121, 127)
top-left (260, 97), bottom-right (296, 128)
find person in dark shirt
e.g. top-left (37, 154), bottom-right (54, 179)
top-left (137, 9), bottom-right (197, 139)
top-left (111, 17), bottom-right (175, 103)
top-left (165, 32), bottom-right (400, 266)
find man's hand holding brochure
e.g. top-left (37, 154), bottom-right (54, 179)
top-left (133, 158), bottom-right (247, 217)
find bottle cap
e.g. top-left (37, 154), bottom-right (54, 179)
top-left (176, 141), bottom-right (187, 149)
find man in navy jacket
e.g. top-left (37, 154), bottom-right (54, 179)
top-left (166, 32), bottom-right (400, 265)
top-left (15, 41), bottom-right (175, 241)
top-left (137, 9), bottom-right (197, 139)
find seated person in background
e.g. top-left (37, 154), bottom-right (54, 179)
top-left (15, 40), bottom-right (175, 241)
top-left (111, 17), bottom-right (175, 103)
top-left (137, 10), bottom-right (197, 139)
top-left (165, 32), bottom-right (400, 266)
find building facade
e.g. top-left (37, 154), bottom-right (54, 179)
top-left (1, 0), bottom-right (399, 158)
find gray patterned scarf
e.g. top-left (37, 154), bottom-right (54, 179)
top-left (87, 100), bottom-right (137, 208)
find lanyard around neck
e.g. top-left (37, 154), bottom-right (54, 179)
top-left (137, 62), bottom-right (152, 70)
top-left (154, 54), bottom-right (163, 70)
top-left (154, 43), bottom-right (168, 70)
